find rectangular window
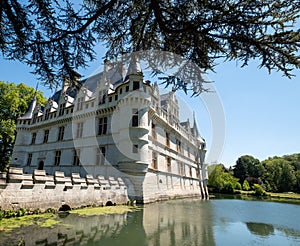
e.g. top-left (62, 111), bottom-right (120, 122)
top-left (189, 166), bottom-right (193, 177)
top-left (77, 97), bottom-right (84, 110)
top-left (73, 149), bottom-right (80, 166)
top-left (54, 150), bottom-right (61, 166)
top-left (132, 108), bottom-right (139, 127)
top-left (32, 113), bottom-right (38, 124)
top-left (43, 129), bottom-right (49, 143)
top-left (166, 132), bottom-right (170, 147)
top-left (96, 146), bottom-right (106, 165)
top-left (166, 157), bottom-right (171, 172)
top-left (98, 90), bottom-right (106, 105)
top-left (115, 94), bottom-right (118, 101)
top-left (178, 162), bottom-right (185, 176)
top-left (120, 88), bottom-right (122, 94)
top-left (44, 108), bottom-right (50, 120)
top-left (58, 126), bottom-right (65, 141)
top-left (58, 103), bottom-right (65, 116)
top-left (133, 81), bottom-right (140, 90)
top-left (132, 144), bottom-right (138, 153)
top-left (187, 147), bottom-right (190, 158)
top-left (176, 139), bottom-right (182, 153)
top-left (76, 122), bottom-right (84, 138)
top-left (152, 123), bottom-right (156, 140)
top-left (98, 117), bottom-right (107, 135)
top-left (126, 86), bottom-right (129, 92)
top-left (152, 152), bottom-right (158, 169)
top-left (31, 132), bottom-right (36, 144)
top-left (26, 153), bottom-right (32, 166)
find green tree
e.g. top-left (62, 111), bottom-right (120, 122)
top-left (262, 157), bottom-right (296, 192)
top-left (1, 1), bottom-right (299, 93)
top-left (0, 81), bottom-right (47, 171)
top-left (208, 164), bottom-right (239, 194)
top-left (233, 155), bottom-right (261, 182)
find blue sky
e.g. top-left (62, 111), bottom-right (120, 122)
top-left (1, 53), bottom-right (299, 167)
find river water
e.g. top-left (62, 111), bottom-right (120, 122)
top-left (1, 197), bottom-right (300, 245)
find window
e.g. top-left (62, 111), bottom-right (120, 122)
top-left (126, 86), bottom-right (129, 92)
top-left (58, 103), bottom-right (65, 116)
top-left (176, 139), bottom-right (182, 153)
top-left (96, 146), bottom-right (106, 165)
top-left (98, 117), bottom-right (107, 135)
top-left (132, 144), bottom-right (138, 153)
top-left (43, 129), bottom-right (49, 143)
top-left (54, 150), bottom-right (61, 166)
top-left (115, 94), bottom-right (118, 101)
top-left (166, 132), bottom-right (170, 147)
top-left (178, 162), bottom-right (185, 176)
top-left (98, 90), bottom-right (106, 105)
top-left (152, 152), bottom-right (158, 169)
top-left (187, 147), bottom-right (190, 158)
top-left (151, 123), bottom-right (156, 140)
top-left (120, 88), bottom-right (122, 94)
top-left (26, 153), bottom-right (32, 166)
top-left (189, 166), bottom-right (193, 177)
top-left (58, 126), bottom-right (65, 141)
top-left (44, 108), bottom-right (50, 120)
top-left (76, 122), bottom-right (84, 138)
top-left (166, 157), bottom-right (171, 172)
top-left (133, 81), bottom-right (140, 90)
top-left (109, 97), bottom-right (112, 102)
top-left (77, 97), bottom-right (84, 110)
top-left (73, 149), bottom-right (80, 166)
top-left (132, 108), bottom-right (139, 127)
top-left (32, 113), bottom-right (38, 124)
top-left (31, 132), bottom-right (36, 144)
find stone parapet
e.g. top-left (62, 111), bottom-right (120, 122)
top-left (0, 168), bottom-right (129, 210)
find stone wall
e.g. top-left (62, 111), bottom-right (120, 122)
top-left (0, 167), bottom-right (128, 210)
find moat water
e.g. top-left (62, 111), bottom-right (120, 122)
top-left (1, 197), bottom-right (300, 246)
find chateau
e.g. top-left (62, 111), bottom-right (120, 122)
top-left (10, 58), bottom-right (208, 203)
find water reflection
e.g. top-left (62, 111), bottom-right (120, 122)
top-left (0, 199), bottom-right (215, 246)
top-left (1, 199), bottom-right (300, 245)
top-left (246, 222), bottom-right (274, 237)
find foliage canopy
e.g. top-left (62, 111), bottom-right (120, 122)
top-left (0, 81), bottom-right (46, 171)
top-left (1, 0), bottom-right (299, 94)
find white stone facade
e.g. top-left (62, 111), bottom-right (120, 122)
top-left (11, 61), bottom-right (208, 203)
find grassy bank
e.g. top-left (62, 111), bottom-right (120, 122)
top-left (70, 205), bottom-right (140, 216)
top-left (239, 190), bottom-right (300, 199)
top-left (0, 205), bottom-right (138, 232)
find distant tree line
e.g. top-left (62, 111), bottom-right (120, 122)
top-left (208, 154), bottom-right (300, 194)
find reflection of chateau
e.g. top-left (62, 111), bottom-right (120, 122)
top-left (11, 57), bottom-right (208, 203)
top-left (0, 199), bottom-right (215, 246)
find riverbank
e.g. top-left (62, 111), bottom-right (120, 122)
top-left (0, 205), bottom-right (138, 232)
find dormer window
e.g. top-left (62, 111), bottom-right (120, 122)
top-left (77, 97), bottom-right (84, 110)
top-left (133, 81), bottom-right (140, 90)
top-left (58, 103), bottom-right (65, 116)
top-left (44, 108), bottom-right (50, 120)
top-left (98, 90), bottom-right (106, 105)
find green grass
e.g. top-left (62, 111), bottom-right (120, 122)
top-left (70, 205), bottom-right (140, 216)
top-left (0, 213), bottom-right (60, 232)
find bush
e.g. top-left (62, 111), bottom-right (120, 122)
top-left (242, 180), bottom-right (251, 191)
top-left (253, 184), bottom-right (267, 196)
top-left (222, 182), bottom-right (235, 194)
top-left (234, 182), bottom-right (242, 190)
